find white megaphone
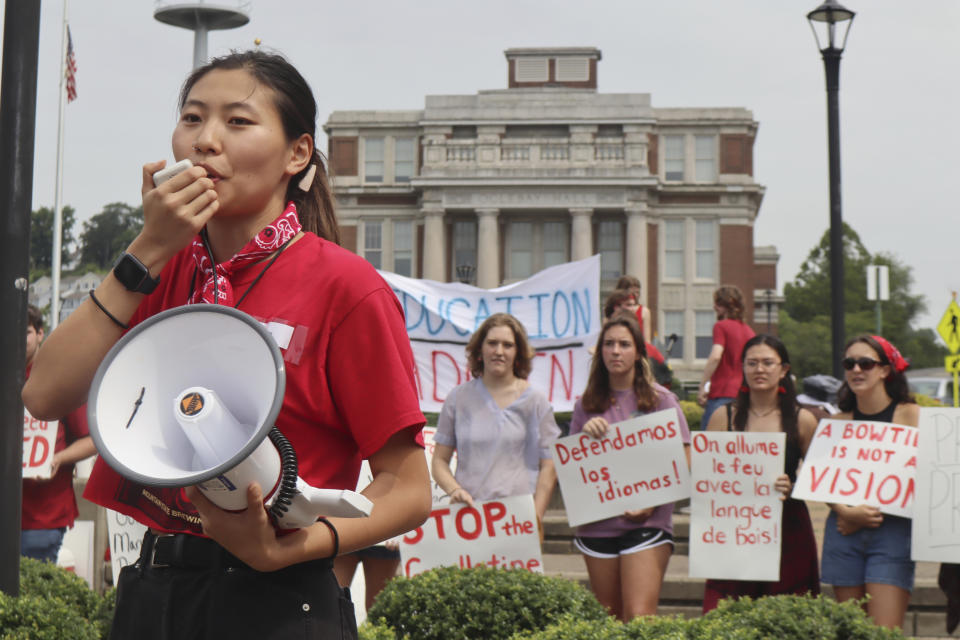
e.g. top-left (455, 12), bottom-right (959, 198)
top-left (87, 304), bottom-right (372, 529)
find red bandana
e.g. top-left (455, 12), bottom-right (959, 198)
top-left (871, 335), bottom-right (909, 374)
top-left (189, 202), bottom-right (301, 305)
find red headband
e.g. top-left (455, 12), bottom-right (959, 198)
top-left (871, 335), bottom-right (909, 373)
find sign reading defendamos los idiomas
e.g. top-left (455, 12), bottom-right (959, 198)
top-left (552, 409), bottom-right (690, 527)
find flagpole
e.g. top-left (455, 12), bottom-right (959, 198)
top-left (50, 0), bottom-right (69, 329)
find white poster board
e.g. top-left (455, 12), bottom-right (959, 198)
top-left (688, 431), bottom-right (785, 581)
top-left (22, 409), bottom-right (58, 479)
top-left (381, 256), bottom-right (601, 412)
top-left (58, 520), bottom-right (94, 588)
top-left (793, 419), bottom-right (917, 518)
top-left (399, 495), bottom-right (542, 577)
top-left (912, 408), bottom-right (960, 562)
top-left (551, 409), bottom-right (690, 527)
top-left (106, 509), bottom-right (148, 581)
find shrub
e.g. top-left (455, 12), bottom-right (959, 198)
top-left (357, 620), bottom-right (397, 640)
top-left (692, 595), bottom-right (906, 640)
top-left (512, 614), bottom-right (689, 640)
top-left (0, 593), bottom-right (101, 640)
top-left (913, 392), bottom-right (944, 407)
top-left (367, 566), bottom-right (607, 640)
top-left (18, 557), bottom-right (102, 623)
top-left (679, 400), bottom-right (703, 430)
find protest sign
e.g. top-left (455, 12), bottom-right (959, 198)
top-left (793, 419), bottom-right (917, 518)
top-left (688, 431), bottom-right (785, 581)
top-left (552, 409), bottom-right (690, 527)
top-left (399, 495), bottom-right (542, 578)
top-left (106, 509), bottom-right (148, 580)
top-left (381, 255), bottom-right (601, 412)
top-left (59, 521), bottom-right (95, 588)
top-left (912, 408), bottom-right (960, 562)
top-left (22, 408), bottom-right (57, 479)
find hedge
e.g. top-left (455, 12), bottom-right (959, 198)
top-left (365, 566), bottom-right (607, 640)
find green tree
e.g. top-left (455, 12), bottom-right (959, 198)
top-left (30, 205), bottom-right (76, 273)
top-left (781, 223), bottom-right (945, 378)
top-left (78, 202), bottom-right (143, 269)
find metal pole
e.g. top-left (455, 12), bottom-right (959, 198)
top-left (875, 299), bottom-right (882, 335)
top-left (822, 47), bottom-right (845, 379)
top-left (193, 23), bottom-right (208, 68)
top-left (51, 0), bottom-right (70, 329)
top-left (0, 0), bottom-right (43, 597)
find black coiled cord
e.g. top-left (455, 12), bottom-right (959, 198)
top-left (267, 427), bottom-right (299, 523)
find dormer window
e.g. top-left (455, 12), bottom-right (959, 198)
top-left (515, 57), bottom-right (548, 83)
top-left (556, 57), bottom-right (589, 82)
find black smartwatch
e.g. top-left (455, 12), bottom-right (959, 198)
top-left (112, 252), bottom-right (160, 294)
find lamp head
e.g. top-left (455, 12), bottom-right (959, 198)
top-left (807, 0), bottom-right (855, 52)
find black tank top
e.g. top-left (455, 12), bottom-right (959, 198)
top-left (852, 400), bottom-right (897, 423)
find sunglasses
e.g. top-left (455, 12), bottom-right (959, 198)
top-left (841, 357), bottom-right (882, 371)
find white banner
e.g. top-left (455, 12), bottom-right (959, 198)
top-left (58, 521), bottom-right (95, 588)
top-left (793, 419), bottom-right (917, 518)
top-left (552, 409), bottom-right (690, 527)
top-left (23, 409), bottom-right (58, 479)
top-left (399, 495), bottom-right (543, 577)
top-left (912, 408), bottom-right (960, 562)
top-left (106, 509), bottom-right (148, 580)
top-left (688, 431), bottom-right (785, 581)
top-left (381, 256), bottom-right (601, 412)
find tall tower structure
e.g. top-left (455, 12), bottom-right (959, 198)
top-left (154, 1), bottom-right (250, 68)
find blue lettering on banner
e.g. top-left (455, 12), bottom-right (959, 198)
top-left (445, 298), bottom-right (470, 336)
top-left (528, 293), bottom-right (550, 339)
top-left (392, 288), bottom-right (594, 339)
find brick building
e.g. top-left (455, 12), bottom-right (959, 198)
top-left (323, 47), bottom-right (779, 382)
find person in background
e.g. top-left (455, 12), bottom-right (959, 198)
top-left (702, 334), bottom-right (820, 611)
top-left (697, 285), bottom-right (755, 428)
top-left (21, 304), bottom-right (97, 563)
top-left (821, 335), bottom-right (919, 630)
top-left (615, 275), bottom-right (652, 345)
top-left (570, 313), bottom-right (691, 621)
top-left (604, 289), bottom-right (665, 368)
top-left (432, 313), bottom-right (559, 523)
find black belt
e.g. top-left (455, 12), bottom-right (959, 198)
top-left (139, 531), bottom-right (247, 571)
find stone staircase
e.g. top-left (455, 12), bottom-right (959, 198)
top-left (540, 501), bottom-right (954, 639)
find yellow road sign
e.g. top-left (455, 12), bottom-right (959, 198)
top-left (937, 300), bottom-right (960, 354)
top-left (946, 354), bottom-right (960, 373)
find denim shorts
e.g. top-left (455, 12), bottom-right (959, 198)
top-left (821, 511), bottom-right (915, 592)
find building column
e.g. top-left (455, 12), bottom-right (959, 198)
top-left (625, 204), bottom-right (649, 305)
top-left (422, 207), bottom-right (446, 281)
top-left (570, 208), bottom-right (593, 261)
top-left (476, 208), bottom-right (500, 289)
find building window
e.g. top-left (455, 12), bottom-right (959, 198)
top-left (508, 222), bottom-right (534, 280)
top-left (596, 221), bottom-right (623, 281)
top-left (505, 220), bottom-right (570, 281)
top-left (515, 57), bottom-right (548, 82)
top-left (364, 221), bottom-right (382, 269)
top-left (394, 138), bottom-right (415, 183)
top-left (664, 311), bottom-right (685, 360)
top-left (695, 220), bottom-right (716, 280)
top-left (695, 135), bottom-right (716, 182)
top-left (555, 57), bottom-right (589, 81)
top-left (393, 221), bottom-right (413, 276)
top-left (695, 311), bottom-right (715, 359)
top-left (664, 220), bottom-right (685, 279)
top-left (452, 220), bottom-right (477, 283)
top-left (543, 222), bottom-right (567, 269)
top-left (364, 138), bottom-right (384, 182)
top-left (664, 135), bottom-right (684, 181)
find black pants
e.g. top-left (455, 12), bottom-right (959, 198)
top-left (111, 532), bottom-right (357, 640)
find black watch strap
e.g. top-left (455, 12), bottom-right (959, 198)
top-left (113, 253), bottom-right (160, 294)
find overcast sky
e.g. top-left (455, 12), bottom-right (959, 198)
top-left (1, 0), bottom-right (957, 333)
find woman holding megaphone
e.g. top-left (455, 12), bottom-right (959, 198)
top-left (23, 51), bottom-right (430, 640)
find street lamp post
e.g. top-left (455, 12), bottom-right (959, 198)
top-left (808, 0), bottom-right (855, 379)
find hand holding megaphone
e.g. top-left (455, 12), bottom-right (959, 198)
top-left (89, 305), bottom-right (372, 532)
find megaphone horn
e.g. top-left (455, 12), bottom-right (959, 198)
top-left (88, 305), bottom-right (372, 529)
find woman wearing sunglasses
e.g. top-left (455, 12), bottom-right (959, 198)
top-left (821, 335), bottom-right (919, 630)
top-left (701, 334), bottom-right (820, 612)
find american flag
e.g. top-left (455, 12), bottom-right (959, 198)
top-left (65, 26), bottom-right (77, 102)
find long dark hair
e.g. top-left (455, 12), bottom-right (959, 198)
top-left (731, 334), bottom-right (800, 447)
top-left (581, 313), bottom-right (658, 414)
top-left (837, 335), bottom-right (914, 412)
top-left (178, 50), bottom-right (339, 243)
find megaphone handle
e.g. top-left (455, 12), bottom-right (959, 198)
top-left (273, 481), bottom-right (373, 529)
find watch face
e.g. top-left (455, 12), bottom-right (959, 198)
top-left (115, 254), bottom-right (156, 293)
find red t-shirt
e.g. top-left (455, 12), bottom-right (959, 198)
top-left (83, 232), bottom-right (425, 534)
top-left (708, 318), bottom-right (756, 399)
top-left (23, 368), bottom-right (90, 530)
